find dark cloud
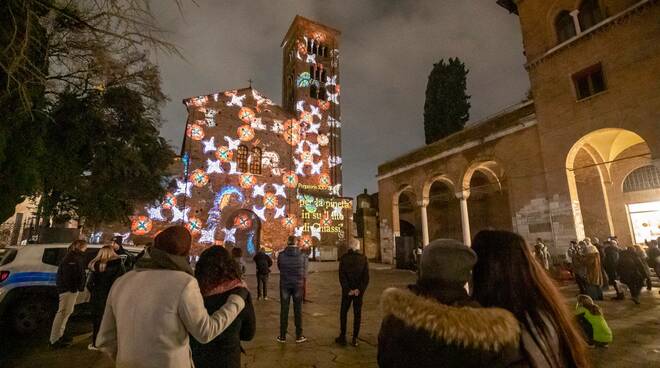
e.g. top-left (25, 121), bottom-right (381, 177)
top-left (151, 0), bottom-right (529, 198)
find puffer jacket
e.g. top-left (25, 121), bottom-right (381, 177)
top-left (378, 287), bottom-right (527, 368)
top-left (617, 249), bottom-right (647, 286)
top-left (277, 246), bottom-right (305, 289)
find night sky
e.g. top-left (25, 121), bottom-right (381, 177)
top-left (152, 0), bottom-right (530, 199)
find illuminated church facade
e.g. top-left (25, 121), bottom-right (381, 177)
top-left (128, 16), bottom-right (351, 256)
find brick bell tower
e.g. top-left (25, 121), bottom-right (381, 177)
top-left (281, 16), bottom-right (342, 195)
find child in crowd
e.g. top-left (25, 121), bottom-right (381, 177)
top-left (575, 294), bottom-right (612, 348)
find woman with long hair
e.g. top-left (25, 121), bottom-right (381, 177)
top-left (191, 246), bottom-right (255, 368)
top-left (471, 230), bottom-right (590, 368)
top-left (49, 239), bottom-right (88, 348)
top-left (87, 245), bottom-right (125, 350)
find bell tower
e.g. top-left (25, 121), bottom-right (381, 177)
top-left (281, 15), bottom-right (342, 194)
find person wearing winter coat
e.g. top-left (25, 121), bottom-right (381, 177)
top-left (49, 240), bottom-right (88, 348)
top-left (231, 247), bottom-right (246, 279)
top-left (602, 240), bottom-right (624, 299)
top-left (472, 230), bottom-right (590, 368)
top-left (575, 295), bottom-right (612, 348)
top-left (111, 235), bottom-right (135, 271)
top-left (336, 239), bottom-right (369, 347)
top-left (378, 239), bottom-right (526, 368)
top-left (87, 246), bottom-right (125, 350)
top-left (253, 247), bottom-right (273, 300)
top-left (617, 245), bottom-right (649, 304)
top-left (277, 236), bottom-right (307, 343)
top-left (96, 226), bottom-right (248, 368)
top-left (191, 246), bottom-right (256, 368)
top-left (646, 239), bottom-right (660, 279)
top-left (633, 244), bottom-right (653, 290)
top-left (583, 244), bottom-right (603, 301)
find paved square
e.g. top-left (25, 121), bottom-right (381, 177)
top-left (2, 267), bottom-right (660, 367)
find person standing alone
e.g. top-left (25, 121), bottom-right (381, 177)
top-left (277, 236), bottom-right (306, 343)
top-left (336, 239), bottom-right (369, 347)
top-left (50, 240), bottom-right (88, 348)
top-left (253, 247), bottom-right (273, 300)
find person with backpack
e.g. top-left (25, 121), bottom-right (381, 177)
top-left (87, 245), bottom-right (125, 350)
top-left (49, 240), bottom-right (88, 348)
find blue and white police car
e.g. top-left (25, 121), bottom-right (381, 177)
top-left (0, 244), bottom-right (140, 335)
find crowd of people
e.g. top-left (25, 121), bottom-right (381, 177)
top-left (47, 224), bottom-right (658, 367)
top-left (566, 236), bottom-right (659, 305)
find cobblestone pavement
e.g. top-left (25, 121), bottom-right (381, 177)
top-left (2, 267), bottom-right (659, 367)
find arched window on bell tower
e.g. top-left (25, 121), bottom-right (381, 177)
top-left (250, 147), bottom-right (262, 175)
top-left (237, 145), bottom-right (249, 173)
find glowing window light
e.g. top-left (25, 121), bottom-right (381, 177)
top-left (131, 216), bottom-right (153, 235)
top-left (186, 124), bottom-right (205, 141)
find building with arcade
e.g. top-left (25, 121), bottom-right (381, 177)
top-left (377, 0), bottom-right (660, 265)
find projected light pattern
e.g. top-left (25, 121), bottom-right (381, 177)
top-left (128, 24), bottom-right (342, 254)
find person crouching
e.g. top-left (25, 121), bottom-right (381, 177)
top-left (377, 239), bottom-right (524, 368)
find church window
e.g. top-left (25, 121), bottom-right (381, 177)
top-left (555, 11), bottom-right (576, 43)
top-left (572, 63), bottom-right (606, 100)
top-left (237, 145), bottom-right (249, 173)
top-left (578, 0), bottom-right (604, 31)
top-left (250, 147), bottom-right (262, 175)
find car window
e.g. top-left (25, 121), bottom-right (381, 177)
top-left (42, 248), bottom-right (67, 266)
top-left (0, 249), bottom-right (17, 266)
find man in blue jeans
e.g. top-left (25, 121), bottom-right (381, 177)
top-left (277, 236), bottom-right (307, 343)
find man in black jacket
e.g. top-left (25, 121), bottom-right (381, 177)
top-left (112, 235), bottom-right (135, 270)
top-left (50, 240), bottom-right (88, 348)
top-left (253, 247), bottom-right (273, 300)
top-left (336, 239), bottom-right (369, 347)
top-left (277, 236), bottom-right (307, 343)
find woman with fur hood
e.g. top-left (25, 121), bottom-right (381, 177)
top-left (378, 239), bottom-right (526, 368)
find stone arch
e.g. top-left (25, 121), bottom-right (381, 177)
top-left (422, 175), bottom-right (462, 242)
top-left (566, 128), bottom-right (653, 244)
top-left (461, 160), bottom-right (513, 238)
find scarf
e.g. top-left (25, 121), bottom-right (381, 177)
top-left (135, 247), bottom-right (193, 275)
top-left (204, 279), bottom-right (247, 297)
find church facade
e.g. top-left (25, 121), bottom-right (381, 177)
top-left (377, 0), bottom-right (660, 264)
top-left (127, 16), bottom-right (351, 257)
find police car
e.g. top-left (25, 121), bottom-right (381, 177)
top-left (0, 243), bottom-right (141, 335)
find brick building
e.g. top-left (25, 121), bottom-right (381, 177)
top-left (377, 0), bottom-right (660, 264)
top-left (127, 16), bottom-right (351, 257)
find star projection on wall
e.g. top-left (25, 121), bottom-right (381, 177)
top-left (198, 225), bottom-right (217, 244)
top-left (206, 158), bottom-right (223, 175)
top-left (174, 179), bottom-right (193, 198)
top-left (224, 136), bottom-right (241, 151)
top-left (252, 183), bottom-right (267, 198)
top-left (222, 227), bottom-right (237, 244)
top-left (226, 93), bottom-right (246, 107)
top-left (252, 205), bottom-right (267, 221)
top-left (202, 136), bottom-right (217, 153)
top-left (171, 206), bottom-right (190, 223)
top-left (146, 205), bottom-right (165, 221)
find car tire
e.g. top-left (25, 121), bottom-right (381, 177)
top-left (10, 296), bottom-right (56, 335)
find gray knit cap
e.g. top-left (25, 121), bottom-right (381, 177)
top-left (419, 239), bottom-right (477, 285)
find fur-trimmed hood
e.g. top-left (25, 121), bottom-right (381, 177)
top-left (381, 287), bottom-right (520, 352)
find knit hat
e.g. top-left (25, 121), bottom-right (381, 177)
top-left (419, 239), bottom-right (477, 285)
top-left (154, 226), bottom-right (192, 256)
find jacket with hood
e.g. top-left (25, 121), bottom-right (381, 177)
top-left (378, 286), bottom-right (526, 368)
top-left (96, 248), bottom-right (246, 368)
